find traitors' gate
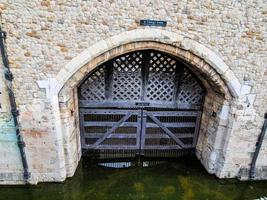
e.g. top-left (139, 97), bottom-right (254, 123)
top-left (78, 50), bottom-right (205, 159)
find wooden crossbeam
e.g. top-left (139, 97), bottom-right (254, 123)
top-left (90, 112), bottom-right (132, 148)
top-left (147, 113), bottom-right (185, 148)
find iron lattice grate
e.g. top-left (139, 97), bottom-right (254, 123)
top-left (112, 52), bottom-right (143, 101)
top-left (78, 50), bottom-right (205, 106)
top-left (177, 69), bottom-right (204, 105)
top-left (78, 50), bottom-right (205, 158)
top-left (145, 52), bottom-right (177, 102)
top-left (80, 65), bottom-right (106, 101)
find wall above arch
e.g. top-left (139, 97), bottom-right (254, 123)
top-left (50, 29), bottom-right (241, 99)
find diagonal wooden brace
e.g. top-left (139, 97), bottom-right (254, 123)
top-left (91, 112), bottom-right (132, 148)
top-left (147, 113), bottom-right (185, 148)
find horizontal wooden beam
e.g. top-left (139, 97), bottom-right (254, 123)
top-left (80, 108), bottom-right (139, 115)
top-left (79, 101), bottom-right (202, 110)
top-left (80, 108), bottom-right (199, 116)
top-left (84, 133), bottom-right (194, 139)
top-left (83, 121), bottom-right (196, 128)
top-left (85, 145), bottom-right (138, 150)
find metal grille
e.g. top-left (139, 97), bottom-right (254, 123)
top-left (145, 52), bottom-right (177, 102)
top-left (78, 50), bottom-right (205, 108)
top-left (79, 65), bottom-right (106, 101)
top-left (177, 69), bottom-right (204, 105)
top-left (78, 50), bottom-right (205, 159)
top-left (112, 52), bottom-right (143, 101)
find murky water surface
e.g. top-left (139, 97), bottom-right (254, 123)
top-left (0, 156), bottom-right (267, 200)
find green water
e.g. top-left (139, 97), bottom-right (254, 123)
top-left (0, 156), bottom-right (266, 200)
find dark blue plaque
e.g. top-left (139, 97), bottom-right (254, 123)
top-left (140, 19), bottom-right (167, 27)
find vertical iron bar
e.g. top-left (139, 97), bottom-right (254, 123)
top-left (250, 113), bottom-right (267, 179)
top-left (140, 109), bottom-right (147, 155)
top-left (105, 61), bottom-right (113, 100)
top-left (193, 111), bottom-right (202, 147)
top-left (141, 51), bottom-right (150, 101)
top-left (79, 111), bottom-right (86, 149)
top-left (0, 29), bottom-right (30, 183)
top-left (173, 63), bottom-right (185, 105)
top-left (136, 110), bottom-right (142, 152)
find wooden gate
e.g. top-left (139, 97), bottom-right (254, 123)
top-left (78, 50), bottom-right (205, 159)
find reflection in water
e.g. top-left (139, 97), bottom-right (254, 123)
top-left (0, 156), bottom-right (267, 200)
top-left (99, 162), bottom-right (133, 168)
top-left (98, 160), bottom-right (167, 168)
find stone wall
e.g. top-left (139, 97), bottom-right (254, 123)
top-left (0, 0), bottom-right (266, 184)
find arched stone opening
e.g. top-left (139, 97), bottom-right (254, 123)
top-left (42, 29), bottom-right (241, 181)
top-left (55, 45), bottom-right (237, 180)
top-left (77, 49), bottom-right (206, 160)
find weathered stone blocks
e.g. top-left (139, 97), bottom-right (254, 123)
top-left (0, 0), bottom-right (266, 184)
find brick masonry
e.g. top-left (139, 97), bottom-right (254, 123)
top-left (0, 0), bottom-right (266, 184)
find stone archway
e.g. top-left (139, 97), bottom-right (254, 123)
top-left (78, 49), bottom-right (206, 160)
top-left (38, 29), bottom-right (241, 180)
